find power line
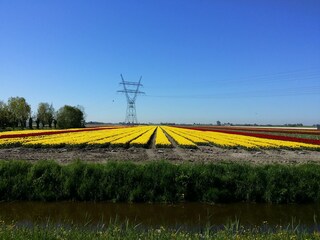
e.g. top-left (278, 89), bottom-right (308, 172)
top-left (195, 69), bottom-right (320, 86)
top-left (145, 85), bottom-right (320, 99)
top-left (219, 74), bottom-right (320, 87)
top-left (149, 68), bottom-right (319, 87)
top-left (144, 68), bottom-right (320, 99)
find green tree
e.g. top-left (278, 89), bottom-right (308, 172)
top-left (35, 118), bottom-right (40, 129)
top-left (28, 117), bottom-right (33, 129)
top-left (56, 105), bottom-right (85, 129)
top-left (0, 101), bottom-right (11, 129)
top-left (53, 119), bottom-right (57, 128)
top-left (7, 97), bottom-right (31, 128)
top-left (37, 103), bottom-right (48, 128)
top-left (37, 103), bottom-right (55, 128)
top-left (47, 104), bottom-right (55, 128)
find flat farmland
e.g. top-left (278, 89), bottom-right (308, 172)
top-left (0, 125), bottom-right (319, 164)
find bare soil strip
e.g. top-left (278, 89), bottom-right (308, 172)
top-left (145, 129), bottom-right (157, 159)
top-left (0, 146), bottom-right (319, 165)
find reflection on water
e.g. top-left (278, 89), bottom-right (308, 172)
top-left (0, 202), bottom-right (319, 229)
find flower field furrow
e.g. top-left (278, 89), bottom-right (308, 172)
top-left (130, 127), bottom-right (157, 147)
top-left (110, 126), bottom-right (152, 147)
top-left (181, 126), bottom-right (320, 135)
top-left (203, 130), bottom-right (320, 149)
top-left (155, 127), bottom-right (172, 148)
top-left (161, 126), bottom-right (197, 148)
top-left (160, 126), bottom-right (320, 150)
top-left (0, 125), bottom-right (319, 150)
top-left (0, 129), bottom-right (57, 137)
top-left (179, 126), bottom-right (320, 145)
top-left (164, 127), bottom-right (210, 146)
top-left (0, 127), bottom-right (135, 147)
top-left (86, 128), bottom-right (141, 145)
top-left (27, 128), bottom-right (135, 147)
top-left (0, 127), bottom-right (117, 139)
top-left (203, 131), bottom-right (273, 149)
top-left (168, 128), bottom-right (240, 148)
top-left (171, 126), bottom-right (320, 150)
top-left (0, 134), bottom-right (51, 147)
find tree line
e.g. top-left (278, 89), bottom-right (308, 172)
top-left (0, 97), bottom-right (85, 130)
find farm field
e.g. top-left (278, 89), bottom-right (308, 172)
top-left (179, 125), bottom-right (320, 142)
top-left (0, 125), bottom-right (319, 164)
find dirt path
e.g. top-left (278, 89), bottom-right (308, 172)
top-left (145, 128), bottom-right (158, 160)
top-left (0, 146), bottom-right (319, 165)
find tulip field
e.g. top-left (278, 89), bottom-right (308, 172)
top-left (0, 125), bottom-right (319, 150)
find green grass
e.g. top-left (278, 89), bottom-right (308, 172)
top-left (0, 160), bottom-right (320, 203)
top-left (0, 219), bottom-right (319, 240)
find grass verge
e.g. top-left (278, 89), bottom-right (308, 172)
top-left (0, 160), bottom-right (320, 203)
top-left (0, 219), bottom-right (319, 240)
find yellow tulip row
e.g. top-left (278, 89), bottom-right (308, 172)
top-left (0, 129), bottom-right (56, 136)
top-left (88, 128), bottom-right (142, 146)
top-left (111, 126), bottom-right (154, 147)
top-left (164, 127), bottom-right (242, 148)
top-left (164, 126), bottom-right (320, 150)
top-left (155, 127), bottom-right (172, 148)
top-left (0, 127), bottom-right (136, 147)
top-left (161, 126), bottom-right (197, 148)
top-left (162, 127), bottom-right (209, 146)
top-left (0, 126), bottom-right (156, 148)
top-left (0, 127), bottom-right (115, 137)
top-left (130, 127), bottom-right (157, 147)
top-left (0, 125), bottom-right (319, 150)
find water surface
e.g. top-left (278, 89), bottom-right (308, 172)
top-left (0, 202), bottom-right (319, 230)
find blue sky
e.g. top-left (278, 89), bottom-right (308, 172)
top-left (0, 1), bottom-right (319, 125)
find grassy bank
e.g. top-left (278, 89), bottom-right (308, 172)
top-left (0, 160), bottom-right (320, 203)
top-left (0, 220), bottom-right (319, 240)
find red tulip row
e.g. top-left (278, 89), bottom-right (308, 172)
top-left (181, 126), bottom-right (320, 135)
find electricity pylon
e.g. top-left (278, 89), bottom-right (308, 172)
top-left (117, 74), bottom-right (145, 124)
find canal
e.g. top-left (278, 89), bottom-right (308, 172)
top-left (0, 202), bottom-right (319, 230)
